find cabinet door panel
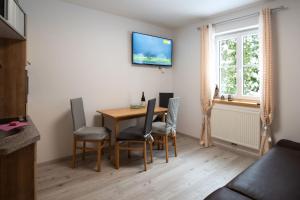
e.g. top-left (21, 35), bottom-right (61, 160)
top-left (15, 4), bottom-right (24, 36)
top-left (7, 0), bottom-right (25, 36)
top-left (0, 0), bottom-right (5, 18)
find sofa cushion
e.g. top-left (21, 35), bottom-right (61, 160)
top-left (277, 139), bottom-right (300, 151)
top-left (227, 146), bottom-right (300, 200)
top-left (205, 187), bottom-right (252, 200)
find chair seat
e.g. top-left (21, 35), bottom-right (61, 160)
top-left (117, 126), bottom-right (146, 141)
top-left (75, 127), bottom-right (109, 140)
top-left (152, 122), bottom-right (171, 135)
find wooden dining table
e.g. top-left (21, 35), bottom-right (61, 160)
top-left (97, 106), bottom-right (168, 168)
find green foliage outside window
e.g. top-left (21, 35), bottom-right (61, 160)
top-left (220, 39), bottom-right (237, 95)
top-left (218, 33), bottom-right (260, 97)
top-left (243, 35), bottom-right (260, 96)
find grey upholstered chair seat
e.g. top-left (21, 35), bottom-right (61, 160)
top-left (74, 127), bottom-right (109, 140)
top-left (152, 97), bottom-right (180, 163)
top-left (152, 97), bottom-right (180, 136)
top-left (117, 127), bottom-right (145, 141)
top-left (152, 122), bottom-right (172, 135)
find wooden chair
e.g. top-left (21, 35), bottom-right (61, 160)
top-left (115, 98), bottom-right (156, 171)
top-left (152, 97), bottom-right (180, 163)
top-left (153, 92), bottom-right (174, 122)
top-left (70, 98), bottom-right (111, 172)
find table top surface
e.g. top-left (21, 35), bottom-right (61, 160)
top-left (97, 107), bottom-right (168, 119)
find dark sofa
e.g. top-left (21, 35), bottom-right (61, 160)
top-left (205, 140), bottom-right (300, 200)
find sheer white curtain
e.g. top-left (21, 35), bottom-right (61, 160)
top-left (200, 24), bottom-right (215, 147)
top-left (259, 8), bottom-right (274, 155)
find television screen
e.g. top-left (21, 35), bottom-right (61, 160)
top-left (132, 32), bottom-right (173, 67)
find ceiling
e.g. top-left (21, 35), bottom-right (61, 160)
top-left (64, 0), bottom-right (270, 28)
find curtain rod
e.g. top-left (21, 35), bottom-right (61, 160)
top-left (197, 5), bottom-right (287, 30)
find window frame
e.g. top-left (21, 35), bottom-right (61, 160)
top-left (215, 28), bottom-right (260, 100)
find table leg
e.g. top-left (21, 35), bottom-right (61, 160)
top-left (101, 114), bottom-right (105, 127)
top-left (114, 120), bottom-right (120, 169)
top-left (101, 115), bottom-right (110, 160)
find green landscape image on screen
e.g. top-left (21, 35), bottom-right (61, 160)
top-left (133, 54), bottom-right (171, 65)
top-left (132, 33), bottom-right (172, 66)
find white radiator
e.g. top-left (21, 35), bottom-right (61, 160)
top-left (211, 104), bottom-right (261, 150)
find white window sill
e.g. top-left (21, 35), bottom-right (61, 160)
top-left (213, 98), bottom-right (260, 108)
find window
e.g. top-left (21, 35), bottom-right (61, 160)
top-left (216, 29), bottom-right (260, 99)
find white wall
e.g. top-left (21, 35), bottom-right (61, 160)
top-left (173, 26), bottom-right (202, 138)
top-left (271, 0), bottom-right (300, 143)
top-left (173, 0), bottom-right (300, 142)
top-left (20, 0), bottom-right (174, 163)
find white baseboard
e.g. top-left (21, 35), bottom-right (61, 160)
top-left (212, 138), bottom-right (259, 159)
top-left (177, 131), bottom-right (259, 159)
top-left (176, 131), bottom-right (200, 140)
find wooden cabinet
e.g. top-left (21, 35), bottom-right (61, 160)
top-left (0, 39), bottom-right (26, 119)
top-left (0, 117), bottom-right (40, 200)
top-left (0, 0), bottom-right (26, 120)
top-left (0, 0), bottom-right (26, 39)
top-left (0, 2), bottom-right (37, 200)
top-left (0, 144), bottom-right (36, 200)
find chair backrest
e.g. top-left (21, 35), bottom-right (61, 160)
top-left (159, 93), bottom-right (174, 108)
top-left (166, 97), bottom-right (180, 132)
top-left (144, 98), bottom-right (156, 136)
top-left (70, 97), bottom-right (86, 131)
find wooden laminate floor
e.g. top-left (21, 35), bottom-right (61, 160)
top-left (37, 134), bottom-right (256, 200)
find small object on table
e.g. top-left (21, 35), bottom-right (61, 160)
top-left (9, 121), bottom-right (18, 126)
top-left (228, 95), bottom-right (233, 101)
top-left (213, 85), bottom-right (219, 99)
top-left (141, 91), bottom-right (146, 106)
top-left (221, 95), bottom-right (225, 100)
top-left (0, 121), bottom-right (29, 132)
top-left (130, 104), bottom-right (145, 109)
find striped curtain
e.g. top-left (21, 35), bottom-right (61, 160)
top-left (200, 25), bottom-right (214, 147)
top-left (259, 8), bottom-right (274, 155)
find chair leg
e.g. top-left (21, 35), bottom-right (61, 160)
top-left (72, 137), bottom-right (77, 168)
top-left (115, 141), bottom-right (120, 169)
top-left (172, 136), bottom-right (175, 146)
top-left (173, 135), bottom-right (177, 157)
top-left (165, 136), bottom-right (169, 163)
top-left (143, 141), bottom-right (147, 171)
top-left (82, 141), bottom-right (86, 160)
top-left (108, 134), bottom-right (112, 160)
top-left (157, 137), bottom-right (160, 150)
top-left (127, 142), bottom-right (131, 159)
top-left (149, 141), bottom-right (153, 163)
top-left (96, 142), bottom-right (102, 172)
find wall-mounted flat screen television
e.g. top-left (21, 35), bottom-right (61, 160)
top-left (132, 32), bottom-right (173, 67)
